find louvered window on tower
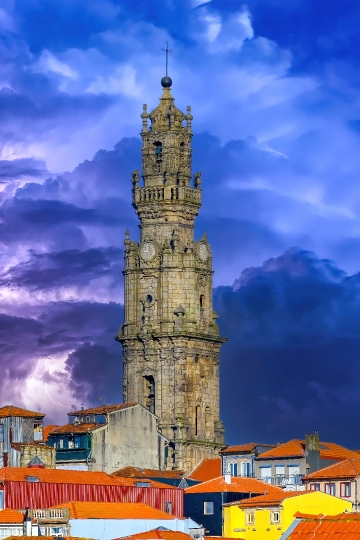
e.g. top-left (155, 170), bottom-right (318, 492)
top-left (155, 142), bottom-right (162, 162)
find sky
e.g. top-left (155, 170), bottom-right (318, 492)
top-left (1, 0), bottom-right (360, 447)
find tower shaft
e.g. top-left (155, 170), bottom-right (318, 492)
top-left (117, 82), bottom-right (226, 472)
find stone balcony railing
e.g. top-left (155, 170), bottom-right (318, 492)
top-left (134, 185), bottom-right (201, 206)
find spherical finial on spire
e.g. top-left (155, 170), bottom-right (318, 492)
top-left (161, 76), bottom-right (172, 88)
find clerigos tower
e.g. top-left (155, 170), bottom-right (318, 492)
top-left (117, 50), bottom-right (226, 472)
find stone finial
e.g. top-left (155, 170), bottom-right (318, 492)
top-left (174, 305), bottom-right (186, 317)
top-left (131, 169), bottom-right (140, 187)
top-left (186, 106), bottom-right (193, 131)
top-left (194, 171), bottom-right (202, 189)
top-left (141, 104), bottom-right (149, 132)
top-left (124, 228), bottom-right (131, 248)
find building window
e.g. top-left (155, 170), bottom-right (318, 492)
top-left (51, 527), bottom-right (63, 536)
top-left (165, 502), bottom-right (172, 514)
top-left (204, 501), bottom-right (214, 515)
top-left (135, 482), bottom-right (151, 488)
top-left (228, 462), bottom-right (238, 476)
top-left (240, 462), bottom-right (251, 477)
top-left (195, 405), bottom-right (200, 436)
top-left (340, 482), bottom-right (351, 498)
top-left (325, 483), bottom-right (336, 496)
top-left (86, 416), bottom-right (91, 423)
top-left (200, 295), bottom-right (205, 308)
top-left (245, 512), bottom-right (254, 525)
top-left (58, 439), bottom-right (63, 449)
top-left (0, 491), bottom-right (3, 510)
top-left (68, 437), bottom-right (74, 449)
top-left (74, 436), bottom-right (81, 448)
top-left (310, 483), bottom-right (320, 491)
top-left (154, 141), bottom-right (163, 162)
top-left (33, 423), bottom-right (43, 441)
top-left (275, 465), bottom-right (285, 476)
top-left (271, 511), bottom-right (280, 524)
top-left (144, 376), bottom-right (155, 415)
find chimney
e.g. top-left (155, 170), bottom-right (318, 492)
top-left (224, 473), bottom-right (231, 484)
top-left (305, 431), bottom-right (320, 474)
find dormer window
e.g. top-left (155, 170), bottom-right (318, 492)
top-left (154, 142), bottom-right (162, 162)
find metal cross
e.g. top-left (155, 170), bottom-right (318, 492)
top-left (161, 40), bottom-right (172, 77)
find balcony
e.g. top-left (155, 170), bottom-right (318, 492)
top-left (55, 448), bottom-right (90, 462)
top-left (256, 474), bottom-right (305, 487)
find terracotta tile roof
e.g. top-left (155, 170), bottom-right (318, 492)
top-left (257, 439), bottom-right (360, 461)
top-left (304, 458), bottom-right (360, 480)
top-left (112, 476), bottom-right (177, 489)
top-left (0, 467), bottom-right (121, 486)
top-left (52, 501), bottom-right (176, 520)
top-left (0, 405), bottom-right (45, 418)
top-left (0, 509), bottom-right (24, 523)
top-left (287, 512), bottom-right (360, 538)
top-left (114, 529), bottom-right (190, 540)
top-left (185, 476), bottom-right (283, 494)
top-left (220, 443), bottom-right (275, 454)
top-left (5, 537), bottom-right (91, 540)
top-left (256, 440), bottom-right (305, 459)
top-left (49, 423), bottom-right (105, 434)
top-left (111, 467), bottom-right (185, 480)
top-left (188, 458), bottom-right (221, 482)
top-left (43, 424), bottom-right (59, 441)
top-left (69, 403), bottom-right (138, 416)
top-left (238, 490), bottom-right (308, 508)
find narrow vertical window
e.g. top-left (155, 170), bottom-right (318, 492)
top-left (200, 295), bottom-right (204, 308)
top-left (195, 405), bottom-right (200, 436)
top-left (144, 376), bottom-right (155, 414)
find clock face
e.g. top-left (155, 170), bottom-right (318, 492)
top-left (199, 243), bottom-right (208, 261)
top-left (140, 242), bottom-right (156, 261)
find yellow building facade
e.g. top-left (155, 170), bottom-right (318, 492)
top-left (223, 490), bottom-right (352, 540)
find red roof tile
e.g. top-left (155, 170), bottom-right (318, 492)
top-left (43, 425), bottom-right (59, 441)
top-left (111, 467), bottom-right (185, 480)
top-left (50, 423), bottom-right (105, 434)
top-left (220, 443), bottom-right (275, 454)
top-left (238, 490), bottom-right (308, 508)
top-left (257, 439), bottom-right (360, 461)
top-left (11, 442), bottom-right (53, 451)
top-left (0, 509), bottom-right (24, 523)
top-left (52, 502), bottom-right (176, 520)
top-left (69, 403), bottom-right (138, 416)
top-left (5, 537), bottom-right (90, 540)
top-left (288, 512), bottom-right (360, 538)
top-left (304, 458), bottom-right (360, 480)
top-left (188, 458), bottom-right (221, 482)
top-left (0, 467), bottom-right (121, 486)
top-left (185, 476), bottom-right (283, 494)
top-left (115, 530), bottom-right (190, 540)
top-left (0, 405), bottom-right (45, 418)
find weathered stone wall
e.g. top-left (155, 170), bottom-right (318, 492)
top-left (20, 444), bottom-right (56, 468)
top-left (90, 405), bottom-right (160, 474)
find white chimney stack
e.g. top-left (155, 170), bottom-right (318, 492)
top-left (224, 473), bottom-right (231, 484)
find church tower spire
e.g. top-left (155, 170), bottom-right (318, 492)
top-left (117, 76), bottom-right (226, 472)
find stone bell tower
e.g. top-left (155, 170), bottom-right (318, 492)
top-left (116, 74), bottom-right (226, 472)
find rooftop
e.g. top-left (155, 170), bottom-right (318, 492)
top-left (0, 405), bottom-right (45, 418)
top-left (49, 423), bottom-right (106, 435)
top-left (69, 403), bottom-right (138, 416)
top-left (257, 439), bottom-right (360, 461)
top-left (43, 425), bottom-right (59, 441)
top-left (111, 467), bottom-right (185, 480)
top-left (11, 442), bottom-right (53, 451)
top-left (0, 509), bottom-right (24, 524)
top-left (185, 476), bottom-right (283, 494)
top-left (0, 467), bottom-right (121, 486)
top-left (287, 512), bottom-right (360, 539)
top-left (220, 443), bottom-right (275, 455)
top-left (52, 501), bottom-right (176, 520)
top-left (304, 458), bottom-right (360, 480)
top-left (188, 458), bottom-right (221, 482)
top-left (238, 491), bottom-right (310, 508)
top-left (115, 529), bottom-right (190, 540)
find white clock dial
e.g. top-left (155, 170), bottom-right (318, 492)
top-left (140, 242), bottom-right (156, 261)
top-left (199, 243), bottom-right (208, 261)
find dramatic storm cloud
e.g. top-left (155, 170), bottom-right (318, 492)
top-left (1, 0), bottom-right (360, 445)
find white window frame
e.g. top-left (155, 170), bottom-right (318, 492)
top-left (340, 482), bottom-right (351, 498)
top-left (204, 501), bottom-right (214, 515)
top-left (245, 512), bottom-right (255, 525)
top-left (310, 483), bottom-right (320, 491)
top-left (325, 482), bottom-right (335, 496)
top-left (271, 511), bottom-right (280, 524)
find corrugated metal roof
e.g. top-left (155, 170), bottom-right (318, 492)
top-left (0, 405), bottom-right (45, 418)
top-left (185, 476), bottom-right (283, 494)
top-left (52, 501), bottom-right (176, 520)
top-left (188, 458), bottom-right (221, 482)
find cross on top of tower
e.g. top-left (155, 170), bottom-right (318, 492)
top-left (161, 40), bottom-right (172, 88)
